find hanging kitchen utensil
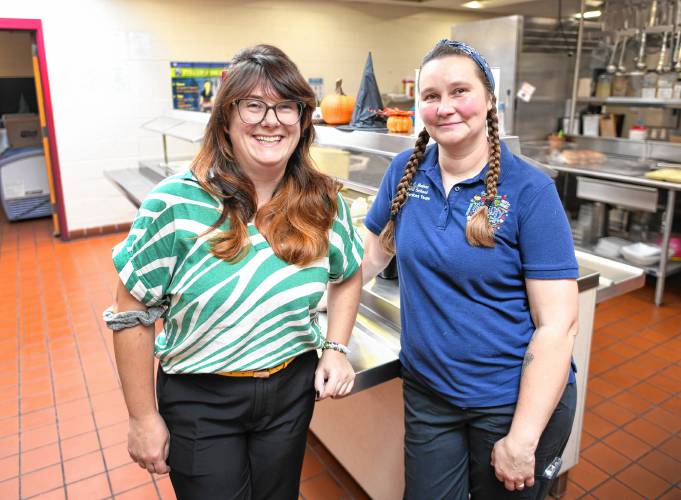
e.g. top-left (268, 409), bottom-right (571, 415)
top-left (674, 0), bottom-right (681, 71)
top-left (636, 30), bottom-right (648, 70)
top-left (657, 31), bottom-right (670, 72)
top-left (649, 0), bottom-right (659, 27)
top-left (674, 31), bottom-right (681, 71)
top-left (617, 36), bottom-right (629, 73)
top-left (607, 37), bottom-right (620, 73)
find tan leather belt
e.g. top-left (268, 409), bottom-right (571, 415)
top-left (217, 357), bottom-right (294, 379)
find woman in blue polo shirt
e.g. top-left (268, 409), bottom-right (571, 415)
top-left (363, 39), bottom-right (579, 499)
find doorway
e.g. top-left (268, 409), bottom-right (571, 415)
top-left (0, 18), bottom-right (67, 239)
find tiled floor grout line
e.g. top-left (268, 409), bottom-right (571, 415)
top-left (52, 240), bottom-right (116, 498)
top-left (64, 238), bottom-right (137, 499)
top-left (77, 237), bottom-right (120, 377)
top-left (34, 233), bottom-right (69, 500)
top-left (83, 232), bottom-right (165, 500)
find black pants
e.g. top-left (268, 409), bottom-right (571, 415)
top-left (402, 368), bottom-right (577, 500)
top-left (156, 350), bottom-right (318, 500)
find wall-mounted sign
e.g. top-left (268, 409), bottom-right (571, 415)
top-left (170, 62), bottom-right (229, 113)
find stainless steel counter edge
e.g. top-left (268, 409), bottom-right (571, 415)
top-left (547, 163), bottom-right (681, 191)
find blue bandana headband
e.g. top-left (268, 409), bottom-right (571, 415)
top-left (435, 39), bottom-right (495, 93)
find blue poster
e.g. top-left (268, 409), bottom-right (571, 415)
top-left (170, 62), bottom-right (229, 112)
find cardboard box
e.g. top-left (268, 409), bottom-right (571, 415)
top-left (599, 114), bottom-right (616, 138)
top-left (2, 114), bottom-right (41, 148)
top-left (641, 108), bottom-right (678, 128)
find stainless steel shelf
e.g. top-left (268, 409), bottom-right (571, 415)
top-left (576, 97), bottom-right (681, 108)
top-left (575, 244), bottom-right (681, 278)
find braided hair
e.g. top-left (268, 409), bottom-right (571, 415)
top-left (378, 43), bottom-right (501, 253)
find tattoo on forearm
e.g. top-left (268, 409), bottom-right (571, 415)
top-left (522, 351), bottom-right (535, 370)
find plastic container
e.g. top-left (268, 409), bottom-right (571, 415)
top-left (657, 72), bottom-right (676, 99)
top-left (642, 72), bottom-right (659, 99)
top-left (594, 236), bottom-right (631, 258)
top-left (626, 71), bottom-right (644, 97)
top-left (595, 74), bottom-right (612, 98)
top-left (657, 235), bottom-right (681, 261)
top-left (621, 242), bottom-right (672, 266)
top-left (611, 74), bottom-right (628, 97)
top-left (582, 114), bottom-right (600, 137)
top-left (629, 122), bottom-right (647, 141)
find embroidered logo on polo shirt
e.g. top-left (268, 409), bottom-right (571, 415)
top-left (465, 191), bottom-right (510, 231)
top-left (407, 182), bottom-right (431, 201)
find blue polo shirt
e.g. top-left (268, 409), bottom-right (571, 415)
top-left (365, 141), bottom-right (578, 408)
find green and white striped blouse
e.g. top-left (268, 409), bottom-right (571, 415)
top-left (113, 170), bottom-right (363, 374)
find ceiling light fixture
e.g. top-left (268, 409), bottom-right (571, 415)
top-left (462, 1), bottom-right (484, 8)
top-left (573, 10), bottom-right (602, 19)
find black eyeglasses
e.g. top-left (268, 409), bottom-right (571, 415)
top-left (233, 98), bottom-right (305, 125)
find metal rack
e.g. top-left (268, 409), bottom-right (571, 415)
top-left (577, 96), bottom-right (681, 106)
top-left (565, 1), bottom-right (681, 305)
top-left (141, 114), bottom-right (206, 167)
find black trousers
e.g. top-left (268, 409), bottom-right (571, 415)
top-left (402, 368), bottom-right (577, 500)
top-left (156, 350), bottom-right (318, 500)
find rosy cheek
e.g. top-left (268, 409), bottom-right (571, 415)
top-left (419, 106), bottom-right (439, 123)
top-left (452, 95), bottom-right (482, 118)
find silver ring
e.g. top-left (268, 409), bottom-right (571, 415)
top-left (517, 483), bottom-right (525, 490)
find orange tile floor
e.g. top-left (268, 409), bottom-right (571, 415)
top-left (0, 214), bottom-right (679, 499)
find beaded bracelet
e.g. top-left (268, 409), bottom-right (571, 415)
top-left (321, 340), bottom-right (350, 355)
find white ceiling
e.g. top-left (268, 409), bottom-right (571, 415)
top-left (339, 0), bottom-right (588, 19)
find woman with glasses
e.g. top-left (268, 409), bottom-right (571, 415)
top-left (363, 40), bottom-right (578, 499)
top-left (106, 44), bottom-right (362, 500)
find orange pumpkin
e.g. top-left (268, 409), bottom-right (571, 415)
top-left (387, 115), bottom-right (413, 133)
top-left (320, 79), bottom-right (355, 125)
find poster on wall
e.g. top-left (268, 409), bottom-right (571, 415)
top-left (170, 62), bottom-right (229, 113)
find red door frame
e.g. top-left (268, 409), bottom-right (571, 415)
top-left (1, 18), bottom-right (68, 239)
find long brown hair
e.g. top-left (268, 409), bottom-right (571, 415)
top-left (192, 44), bottom-right (338, 266)
top-left (379, 44), bottom-right (501, 253)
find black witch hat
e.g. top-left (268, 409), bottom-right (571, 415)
top-left (338, 52), bottom-right (387, 132)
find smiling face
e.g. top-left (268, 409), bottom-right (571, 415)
top-left (418, 55), bottom-right (492, 151)
top-left (226, 84), bottom-right (301, 180)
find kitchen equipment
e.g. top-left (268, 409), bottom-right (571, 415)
top-left (594, 236), bottom-right (632, 258)
top-left (596, 74), bottom-right (612, 98)
top-left (617, 36), bottom-right (629, 74)
top-left (607, 38), bottom-right (620, 74)
top-left (621, 242), bottom-right (671, 266)
top-left (635, 30), bottom-right (648, 70)
top-left (0, 147), bottom-right (51, 221)
top-left (674, 30), bottom-right (681, 71)
top-left (626, 71), bottom-right (645, 96)
top-left (612, 73), bottom-right (629, 96)
top-left (656, 31), bottom-right (670, 73)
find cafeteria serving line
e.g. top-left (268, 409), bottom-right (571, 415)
top-left (2, 0), bottom-right (681, 499)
